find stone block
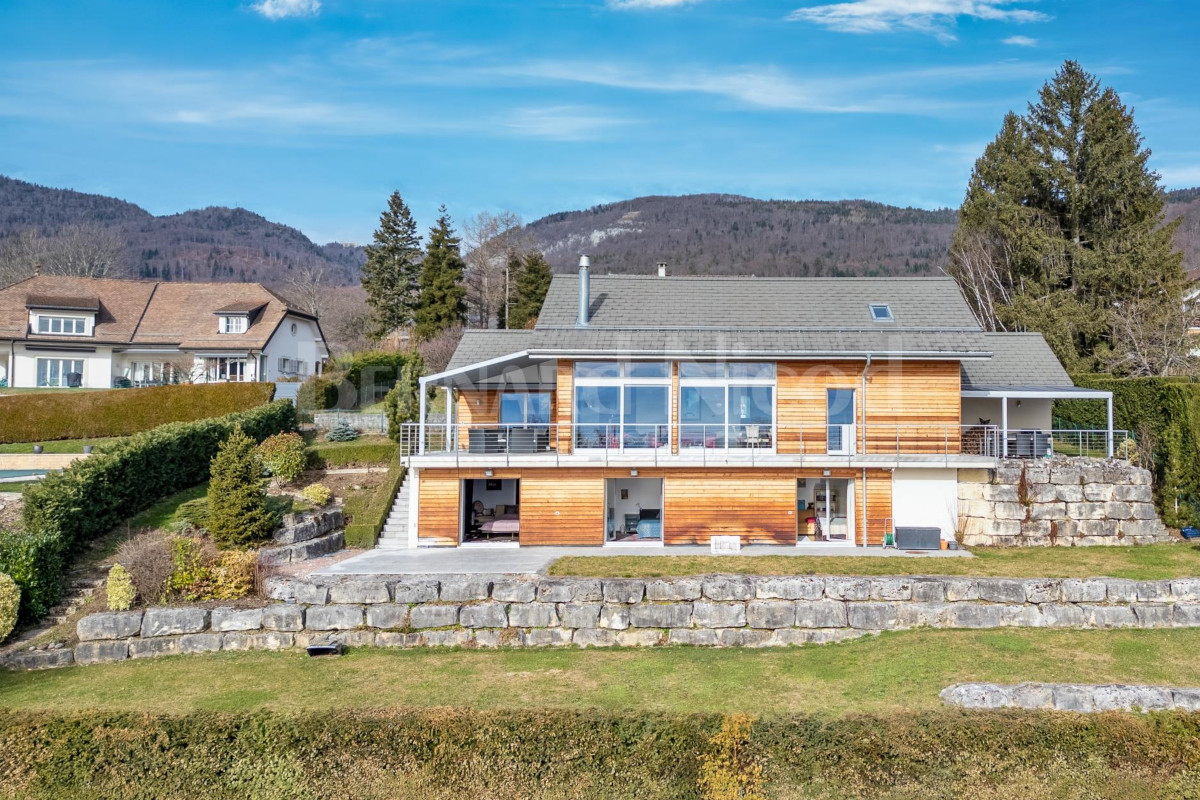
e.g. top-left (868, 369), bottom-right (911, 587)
top-left (294, 582), bottom-right (329, 605)
top-left (1083, 484), bottom-right (1113, 503)
top-left (756, 576), bottom-right (824, 600)
top-left (74, 640), bottom-right (130, 665)
top-left (221, 632), bottom-right (294, 651)
top-left (1024, 580), bottom-right (1061, 604)
top-left (306, 605), bottom-right (364, 630)
top-left (1052, 685), bottom-right (1095, 712)
top-left (564, 579), bottom-right (603, 602)
top-left (1023, 462), bottom-right (1050, 483)
top-left (129, 637), bottom-right (182, 658)
top-left (616, 629), bottom-right (665, 647)
top-left (77, 610), bottom-right (143, 641)
top-left (692, 602), bottom-right (747, 629)
top-left (262, 576), bottom-right (294, 601)
top-left (993, 464), bottom-right (1021, 483)
top-left (375, 631), bottom-right (421, 648)
top-left (534, 579), bottom-right (575, 603)
top-left (574, 628), bottom-right (618, 647)
top-left (1019, 520), bottom-right (1052, 539)
top-left (1103, 501), bottom-right (1133, 521)
top-left (519, 628), bottom-right (573, 647)
top-left (1174, 605), bottom-right (1200, 626)
top-left (599, 604), bottom-right (630, 630)
top-left (1101, 579), bottom-right (1138, 602)
top-left (645, 578), bottom-right (702, 601)
top-left (824, 577), bottom-right (871, 601)
top-left (1131, 503), bottom-right (1158, 520)
top-left (869, 578), bottom-right (912, 601)
top-left (492, 580), bottom-right (537, 603)
top-left (941, 603), bottom-right (1004, 629)
top-left (1132, 603), bottom-right (1172, 627)
top-left (669, 628), bottom-right (720, 646)
top-left (602, 579), bottom-right (645, 604)
top-left (983, 483), bottom-right (1018, 502)
top-left (1028, 484), bottom-right (1059, 504)
top-left (940, 683), bottom-right (1009, 709)
top-left (459, 602), bottom-right (508, 628)
top-left (366, 604), bottom-right (409, 629)
top-left (1001, 604), bottom-right (1043, 627)
top-left (559, 603), bottom-right (602, 628)
top-left (1112, 484), bottom-right (1152, 503)
top-left (976, 579), bottom-right (1027, 604)
top-left (1030, 502), bottom-right (1068, 521)
top-left (1009, 683), bottom-right (1054, 709)
top-left (725, 629), bottom-right (774, 647)
top-left (958, 468), bottom-right (991, 484)
top-left (7, 649), bottom-right (73, 670)
top-left (142, 607), bottom-right (208, 638)
top-left (702, 576), bottom-right (755, 601)
top-left (508, 603), bottom-right (560, 628)
top-left (179, 633), bottom-right (223, 654)
top-left (1093, 685), bottom-right (1172, 712)
top-left (1171, 689), bottom-right (1200, 711)
top-left (795, 600), bottom-right (847, 628)
top-left (987, 520), bottom-right (1023, 538)
top-left (1062, 579), bottom-right (1107, 603)
top-left (262, 604), bottom-right (304, 632)
top-left (959, 482), bottom-right (984, 500)
top-left (1076, 519), bottom-right (1119, 538)
top-left (746, 600), bottom-right (796, 629)
top-left (1171, 579), bottom-right (1200, 602)
top-left (1067, 502), bottom-right (1106, 520)
top-left (847, 602), bottom-right (906, 630)
top-left (1082, 604), bottom-right (1138, 628)
top-left (967, 499), bottom-right (994, 518)
top-left (1135, 581), bottom-right (1171, 602)
top-left (1055, 485), bottom-right (1083, 503)
top-left (1040, 603), bottom-right (1086, 627)
top-left (440, 578), bottom-right (491, 602)
top-left (211, 607), bottom-right (264, 632)
top-left (629, 603), bottom-right (691, 629)
top-left (421, 629), bottom-right (471, 647)
top-left (1121, 520), bottom-right (1168, 540)
top-left (911, 579), bottom-right (946, 603)
top-left (391, 579), bottom-right (439, 604)
top-left (1050, 465), bottom-right (1081, 485)
top-left (943, 579), bottom-right (980, 602)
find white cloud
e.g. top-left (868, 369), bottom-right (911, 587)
top-left (252, 0), bottom-right (321, 20)
top-left (1003, 34), bottom-right (1038, 46)
top-left (607, 0), bottom-right (704, 8)
top-left (495, 106), bottom-right (633, 141)
top-left (787, 1), bottom-right (1048, 41)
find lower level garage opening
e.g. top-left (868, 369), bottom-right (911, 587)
top-left (797, 476), bottom-right (855, 545)
top-left (462, 478), bottom-right (520, 544)
top-left (605, 478), bottom-right (663, 544)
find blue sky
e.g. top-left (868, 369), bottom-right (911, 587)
top-left (1, 0), bottom-right (1197, 244)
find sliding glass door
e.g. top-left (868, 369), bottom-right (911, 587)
top-left (574, 362), bottom-right (670, 451)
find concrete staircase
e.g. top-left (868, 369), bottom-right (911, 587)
top-left (375, 475), bottom-right (410, 550)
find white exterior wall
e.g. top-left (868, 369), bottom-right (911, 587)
top-left (892, 468), bottom-right (958, 541)
top-left (961, 397), bottom-right (1053, 430)
top-left (11, 343), bottom-right (114, 389)
top-left (261, 314), bottom-right (326, 382)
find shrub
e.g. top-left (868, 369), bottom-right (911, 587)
top-left (165, 536), bottom-right (216, 602)
top-left (113, 531), bottom-right (173, 605)
top-left (209, 550), bottom-right (256, 600)
top-left (384, 356), bottom-right (422, 441)
top-left (105, 564), bottom-right (136, 611)
top-left (0, 382), bottom-right (274, 444)
top-left (339, 350), bottom-right (412, 405)
top-left (174, 498), bottom-right (210, 533)
top-left (295, 372), bottom-right (344, 414)
top-left (699, 714), bottom-right (765, 800)
top-left (207, 426), bottom-right (276, 549)
top-left (305, 440), bottom-right (397, 469)
top-left (256, 432), bottom-right (306, 486)
top-left (0, 528), bottom-right (64, 624)
top-left (325, 420), bottom-right (359, 442)
top-left (0, 572), bottom-right (18, 641)
top-left (344, 455), bottom-right (405, 549)
top-left (300, 483), bottom-right (333, 507)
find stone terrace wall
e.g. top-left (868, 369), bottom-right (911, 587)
top-left (958, 458), bottom-right (1171, 546)
top-left (942, 682), bottom-right (1200, 713)
top-left (7, 573), bottom-right (1200, 670)
top-left (257, 507), bottom-right (344, 565)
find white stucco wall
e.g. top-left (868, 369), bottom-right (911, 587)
top-left (892, 468), bottom-right (958, 541)
top-left (961, 397), bottom-right (1053, 431)
top-left (11, 344), bottom-right (113, 389)
top-left (261, 314), bottom-right (327, 381)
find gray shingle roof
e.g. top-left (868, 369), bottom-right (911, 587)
top-left (960, 333), bottom-right (1072, 388)
top-left (538, 274), bottom-right (982, 330)
top-left (445, 330), bottom-right (535, 371)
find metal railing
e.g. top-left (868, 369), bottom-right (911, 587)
top-left (398, 422), bottom-right (1131, 464)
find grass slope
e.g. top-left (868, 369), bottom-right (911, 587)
top-left (550, 543), bottom-right (1200, 580)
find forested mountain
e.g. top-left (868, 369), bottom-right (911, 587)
top-left (1165, 188), bottom-right (1200, 280)
top-left (0, 176), bottom-right (365, 285)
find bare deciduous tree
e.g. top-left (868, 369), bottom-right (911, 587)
top-left (285, 262), bottom-right (328, 317)
top-left (416, 324), bottom-right (463, 375)
top-left (0, 224), bottom-right (127, 286)
top-left (462, 211), bottom-right (532, 328)
top-left (1105, 293), bottom-right (1200, 377)
top-left (320, 285), bottom-right (374, 356)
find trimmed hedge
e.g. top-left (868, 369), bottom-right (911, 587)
top-left (305, 440), bottom-right (398, 469)
top-left (1, 708), bottom-right (1199, 800)
top-left (344, 454), bottom-right (405, 549)
top-left (1, 401), bottom-right (296, 623)
top-left (0, 382), bottom-right (275, 444)
top-left (1056, 375), bottom-right (1200, 526)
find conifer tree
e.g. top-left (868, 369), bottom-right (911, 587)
top-left (507, 251), bottom-right (553, 329)
top-left (414, 206), bottom-right (467, 340)
top-left (207, 425), bottom-right (275, 548)
top-left (950, 61), bottom-right (1185, 374)
top-left (361, 191), bottom-right (423, 341)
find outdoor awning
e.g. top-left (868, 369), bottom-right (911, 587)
top-left (960, 384), bottom-right (1112, 400)
top-left (422, 351), bottom-right (557, 390)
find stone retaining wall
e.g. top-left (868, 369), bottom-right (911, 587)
top-left (257, 507), bottom-right (344, 565)
top-left (7, 573), bottom-right (1200, 670)
top-left (941, 682), bottom-right (1200, 712)
top-left (958, 458), bottom-right (1171, 546)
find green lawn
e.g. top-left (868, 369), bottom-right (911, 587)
top-left (2, 628), bottom-right (1198, 717)
top-left (127, 483), bottom-right (209, 530)
top-left (0, 436), bottom-right (123, 454)
top-left (549, 542), bottom-right (1200, 580)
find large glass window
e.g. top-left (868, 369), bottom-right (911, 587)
top-left (574, 362), bottom-right (670, 450)
top-left (206, 357), bottom-right (247, 382)
top-left (678, 362), bottom-right (775, 449)
top-left (500, 392), bottom-right (551, 426)
top-left (36, 316), bottom-right (87, 335)
top-left (36, 358), bottom-right (84, 387)
top-left (826, 388), bottom-right (856, 455)
top-left (623, 385), bottom-right (669, 449)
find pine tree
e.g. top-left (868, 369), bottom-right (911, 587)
top-left (207, 425), bottom-right (276, 548)
top-left (361, 191), bottom-right (423, 341)
top-left (950, 61), bottom-right (1185, 374)
top-left (507, 251), bottom-right (553, 329)
top-left (414, 206), bottom-right (467, 340)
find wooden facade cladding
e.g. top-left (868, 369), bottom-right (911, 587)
top-left (456, 390), bottom-right (500, 450)
top-left (555, 360), bottom-right (573, 454)
top-left (415, 467), bottom-right (894, 547)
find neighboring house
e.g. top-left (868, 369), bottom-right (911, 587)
top-left (402, 261), bottom-right (1117, 549)
top-left (0, 275), bottom-right (328, 389)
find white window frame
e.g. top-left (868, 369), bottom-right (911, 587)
top-left (206, 357), bottom-right (248, 382)
top-left (678, 362), bottom-right (777, 451)
top-left (219, 316), bottom-right (247, 334)
top-left (36, 315), bottom-right (89, 335)
top-left (573, 361), bottom-right (671, 451)
top-left (36, 357), bottom-right (85, 388)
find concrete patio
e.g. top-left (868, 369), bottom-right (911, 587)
top-left (313, 543), bottom-right (972, 577)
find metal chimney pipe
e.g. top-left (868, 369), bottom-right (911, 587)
top-left (577, 255), bottom-right (591, 327)
top-left (656, 261), bottom-right (667, 278)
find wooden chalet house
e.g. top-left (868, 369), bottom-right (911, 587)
top-left (398, 259), bottom-right (1118, 549)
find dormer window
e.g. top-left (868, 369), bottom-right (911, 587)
top-left (220, 315), bottom-right (247, 334)
top-left (868, 303), bottom-right (894, 322)
top-left (37, 315), bottom-right (88, 335)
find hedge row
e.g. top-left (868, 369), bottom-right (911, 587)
top-left (0, 382), bottom-right (275, 444)
top-left (304, 440), bottom-right (398, 470)
top-left (1, 400), bottom-right (297, 622)
top-left (1, 708), bottom-right (1198, 800)
top-left (344, 454), bottom-right (405, 549)
top-left (1056, 375), bottom-right (1200, 526)
top-left (297, 350), bottom-right (417, 411)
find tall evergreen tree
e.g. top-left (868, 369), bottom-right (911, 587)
top-left (361, 191), bottom-right (423, 341)
top-left (414, 206), bottom-right (467, 340)
top-left (507, 251), bottom-right (553, 329)
top-left (950, 61), bottom-right (1185, 374)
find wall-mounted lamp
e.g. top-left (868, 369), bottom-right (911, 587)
top-left (629, 469), bottom-right (639, 477)
top-left (822, 469), bottom-right (831, 477)
top-left (1015, 400), bottom-right (1022, 408)
top-left (484, 469), bottom-right (494, 478)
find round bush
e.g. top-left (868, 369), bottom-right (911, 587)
top-left (300, 483), bottom-right (333, 507)
top-left (257, 432), bottom-right (307, 486)
top-left (325, 420), bottom-right (360, 442)
top-left (0, 572), bottom-right (19, 641)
